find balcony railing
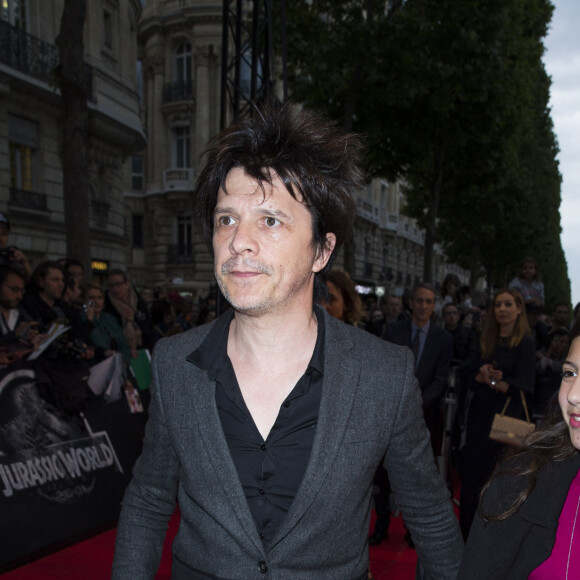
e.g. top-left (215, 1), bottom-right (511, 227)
top-left (0, 20), bottom-right (93, 97)
top-left (163, 168), bottom-right (195, 191)
top-left (9, 187), bottom-right (48, 211)
top-left (163, 80), bottom-right (194, 103)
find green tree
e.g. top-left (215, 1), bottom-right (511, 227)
top-left (285, 0), bottom-right (403, 275)
top-left (284, 0), bottom-right (568, 302)
top-left (434, 0), bottom-right (569, 305)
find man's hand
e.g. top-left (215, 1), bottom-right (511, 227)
top-left (9, 248), bottom-right (32, 279)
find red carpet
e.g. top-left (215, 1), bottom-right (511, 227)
top-left (1, 510), bottom-right (417, 579)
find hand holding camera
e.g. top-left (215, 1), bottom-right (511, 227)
top-left (83, 299), bottom-right (95, 321)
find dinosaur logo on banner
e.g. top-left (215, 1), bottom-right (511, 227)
top-left (0, 369), bottom-right (123, 503)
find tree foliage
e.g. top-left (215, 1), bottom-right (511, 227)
top-left (283, 0), bottom-right (569, 304)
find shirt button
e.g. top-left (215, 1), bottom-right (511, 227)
top-left (259, 488), bottom-right (265, 495)
top-left (260, 444), bottom-right (266, 451)
top-left (258, 560), bottom-right (268, 574)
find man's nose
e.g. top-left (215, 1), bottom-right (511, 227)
top-left (230, 220), bottom-right (258, 255)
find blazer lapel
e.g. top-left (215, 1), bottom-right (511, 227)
top-left (270, 313), bottom-right (361, 548)
top-left (187, 366), bottom-right (264, 551)
top-left (519, 453), bottom-right (580, 528)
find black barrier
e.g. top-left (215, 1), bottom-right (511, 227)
top-left (0, 366), bottom-right (149, 572)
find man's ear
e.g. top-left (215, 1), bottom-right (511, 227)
top-left (313, 233), bottom-right (336, 273)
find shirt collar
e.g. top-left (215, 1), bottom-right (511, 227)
top-left (412, 320), bottom-right (430, 336)
top-left (187, 306), bottom-right (325, 379)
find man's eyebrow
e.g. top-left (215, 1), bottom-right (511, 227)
top-left (563, 360), bottom-right (578, 371)
top-left (214, 207), bottom-right (235, 216)
top-left (214, 206), bottom-right (291, 220)
top-left (254, 208), bottom-right (292, 220)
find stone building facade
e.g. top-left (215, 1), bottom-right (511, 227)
top-left (340, 179), bottom-right (468, 296)
top-left (123, 0), bottom-right (222, 294)
top-left (0, 0), bottom-right (144, 278)
top-left (127, 0), bottom-right (468, 300)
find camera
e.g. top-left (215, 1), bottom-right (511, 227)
top-left (82, 300), bottom-right (94, 312)
top-left (0, 246), bottom-right (15, 266)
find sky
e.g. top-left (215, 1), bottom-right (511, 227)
top-left (543, 0), bottom-right (580, 306)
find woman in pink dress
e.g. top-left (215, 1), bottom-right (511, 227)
top-left (458, 333), bottom-right (580, 579)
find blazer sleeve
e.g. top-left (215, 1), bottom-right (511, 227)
top-left (112, 339), bottom-right (181, 579)
top-left (384, 347), bottom-right (464, 579)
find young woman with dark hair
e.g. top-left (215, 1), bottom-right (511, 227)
top-left (322, 268), bottom-right (362, 326)
top-left (84, 283), bottom-right (132, 363)
top-left (459, 332), bottom-right (580, 579)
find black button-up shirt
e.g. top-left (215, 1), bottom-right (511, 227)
top-left (190, 308), bottom-right (325, 549)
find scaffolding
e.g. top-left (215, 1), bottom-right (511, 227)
top-left (220, 0), bottom-right (287, 127)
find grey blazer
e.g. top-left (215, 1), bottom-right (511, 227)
top-left (112, 308), bottom-right (463, 579)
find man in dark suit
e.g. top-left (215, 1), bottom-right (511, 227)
top-left (370, 283), bottom-right (453, 546)
top-left (112, 101), bottom-right (462, 579)
top-left (384, 283), bottom-right (453, 445)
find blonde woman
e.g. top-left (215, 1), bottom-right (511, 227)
top-left (459, 288), bottom-right (535, 539)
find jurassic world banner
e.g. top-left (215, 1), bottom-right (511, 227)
top-left (0, 367), bottom-right (148, 572)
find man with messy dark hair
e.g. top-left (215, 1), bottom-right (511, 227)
top-left (113, 100), bottom-right (462, 579)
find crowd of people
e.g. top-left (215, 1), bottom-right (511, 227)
top-left (4, 101), bottom-right (580, 579)
top-left (3, 224), bottom-right (577, 577)
top-left (0, 220), bottom-right (223, 412)
top-left (319, 259), bottom-right (579, 577)
top-left (3, 210), bottom-right (578, 578)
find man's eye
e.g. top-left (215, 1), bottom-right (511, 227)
top-left (265, 217), bottom-right (280, 227)
top-left (562, 370), bottom-right (577, 380)
top-left (218, 216), bottom-right (234, 226)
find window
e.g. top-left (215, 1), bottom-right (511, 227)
top-left (382, 244), bottom-right (389, 270)
top-left (136, 59), bottom-right (143, 103)
top-left (176, 216), bottom-right (192, 256)
top-left (380, 183), bottom-right (388, 209)
top-left (103, 10), bottom-right (114, 50)
top-left (1, 0), bottom-right (26, 29)
top-left (9, 115), bottom-right (38, 191)
top-left (131, 155), bottom-right (144, 192)
top-left (10, 144), bottom-right (34, 190)
top-left (172, 126), bottom-right (191, 168)
top-left (172, 43), bottom-right (192, 83)
top-left (132, 214), bottom-right (144, 248)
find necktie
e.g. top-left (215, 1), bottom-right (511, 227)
top-left (412, 329), bottom-right (421, 367)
